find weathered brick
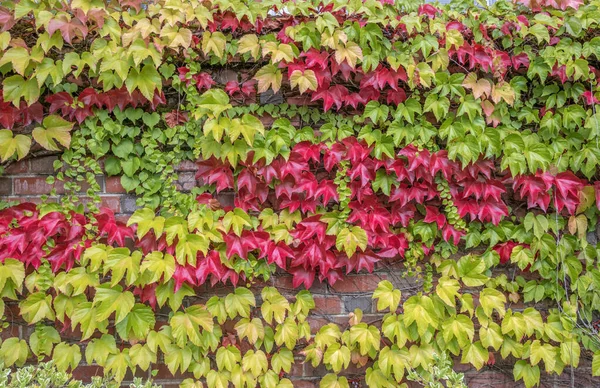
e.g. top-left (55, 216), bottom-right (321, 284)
top-left (29, 155), bottom-right (59, 174)
top-left (329, 274), bottom-right (387, 293)
top-left (121, 195), bottom-right (139, 213)
top-left (71, 365), bottom-right (104, 382)
top-left (105, 176), bottom-right (126, 193)
top-left (176, 171), bottom-right (197, 191)
top-left (176, 160), bottom-right (198, 172)
top-left (214, 69), bottom-right (238, 84)
top-left (260, 90), bottom-right (284, 105)
top-left (289, 379), bottom-right (318, 388)
top-left (3, 159), bottom-right (29, 174)
top-left (343, 296), bottom-right (372, 313)
top-left (0, 178), bottom-right (11, 196)
top-left (13, 177), bottom-right (64, 195)
top-left (314, 295), bottom-right (342, 314)
top-left (216, 191), bottom-right (235, 207)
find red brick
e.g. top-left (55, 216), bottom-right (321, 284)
top-left (13, 177), bottom-right (64, 195)
top-left (4, 159), bottom-right (29, 174)
top-left (5, 196), bottom-right (58, 205)
top-left (289, 379), bottom-right (318, 388)
top-left (176, 160), bottom-right (198, 172)
top-left (313, 295), bottom-right (342, 314)
top-left (29, 156), bottom-right (59, 174)
top-left (71, 365), bottom-right (104, 382)
top-left (289, 360), bottom-right (305, 377)
top-left (105, 176), bottom-right (126, 193)
top-left (0, 178), bottom-right (11, 196)
top-left (329, 274), bottom-right (387, 293)
top-left (79, 196), bottom-right (121, 213)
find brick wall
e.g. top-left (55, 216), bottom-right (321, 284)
top-left (0, 156), bottom-right (597, 387)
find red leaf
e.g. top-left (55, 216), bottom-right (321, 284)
top-left (47, 15), bottom-right (88, 44)
top-left (289, 266), bottom-right (315, 289)
top-left (311, 85), bottom-right (348, 112)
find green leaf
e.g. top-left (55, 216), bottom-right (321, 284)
top-left (216, 345), bottom-right (241, 371)
top-left (372, 280), bottom-right (401, 312)
top-left (323, 344), bottom-right (351, 373)
top-left (235, 317), bottom-right (265, 344)
top-left (336, 226), bottom-right (368, 258)
top-left (222, 208), bottom-right (252, 236)
top-left (129, 343), bottom-right (156, 371)
top-left (32, 115), bottom-right (74, 151)
top-left (85, 335), bottom-right (118, 366)
top-left (479, 288), bottom-right (506, 318)
top-left (461, 341), bottom-right (489, 370)
top-left (116, 303), bottom-right (155, 341)
top-left (3, 75), bottom-right (40, 106)
top-left (125, 64), bottom-right (162, 101)
top-left (320, 374), bottom-right (350, 388)
top-left (436, 276), bottom-right (460, 307)
top-left (53, 343), bottom-right (82, 372)
top-left (0, 338), bottom-right (29, 367)
top-left (271, 348), bottom-right (294, 374)
top-left (513, 360), bottom-right (540, 388)
top-left (0, 130), bottom-right (31, 162)
top-left (170, 305), bottom-right (214, 347)
top-left (242, 349), bottom-right (268, 377)
top-left (93, 285), bottom-right (135, 324)
top-left (19, 292), bottom-right (55, 323)
top-left (349, 323), bottom-right (381, 355)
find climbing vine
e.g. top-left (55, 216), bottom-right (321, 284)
top-left (1, 0), bottom-right (600, 386)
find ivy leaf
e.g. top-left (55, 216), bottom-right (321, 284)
top-left (513, 360), bottom-right (541, 388)
top-left (165, 344), bottom-right (192, 375)
top-left (105, 349), bottom-right (131, 382)
top-left (321, 374), bottom-right (350, 388)
top-left (275, 317), bottom-right (299, 350)
top-left (592, 352), bottom-right (600, 376)
top-left (235, 317), bottom-right (265, 344)
top-left (93, 285), bottom-right (135, 324)
top-left (0, 259), bottom-right (25, 293)
top-left (170, 305), bottom-right (214, 347)
top-left (349, 323), bottom-right (381, 355)
top-left (237, 34), bottom-right (260, 59)
top-left (242, 349), bottom-right (268, 377)
top-left (289, 70), bottom-right (318, 94)
top-left (0, 130), bottom-right (31, 162)
top-left (436, 276), bottom-right (460, 307)
top-left (255, 65), bottom-right (283, 93)
top-left (125, 64), bottom-right (162, 101)
top-left (53, 343), bottom-right (82, 372)
top-left (19, 292), bottom-right (55, 323)
top-left (116, 303), bottom-right (156, 341)
top-left (193, 89), bottom-right (232, 119)
top-left (3, 75), bottom-right (40, 106)
top-left (372, 280), bottom-right (401, 312)
top-left (479, 288), bottom-right (506, 318)
top-left (202, 31), bottom-right (227, 59)
top-left (336, 226), bottom-right (368, 258)
top-left (0, 47), bottom-right (30, 76)
top-left (323, 344), bottom-right (351, 373)
top-left (216, 345), bottom-right (241, 371)
top-left (141, 251), bottom-right (175, 283)
top-left (129, 343), bottom-right (156, 371)
top-left (0, 338), bottom-right (28, 367)
top-left (334, 41), bottom-right (362, 68)
top-left (85, 335), bottom-right (118, 366)
top-left (32, 114), bottom-right (74, 151)
top-left (271, 348), bottom-right (294, 374)
top-left (261, 293), bottom-right (290, 324)
top-left (461, 341), bottom-right (489, 370)
top-left (222, 208), bottom-right (252, 236)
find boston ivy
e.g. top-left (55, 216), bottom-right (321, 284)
top-left (1, 0), bottom-right (600, 386)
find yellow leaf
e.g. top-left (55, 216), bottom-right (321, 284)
top-left (254, 64), bottom-right (282, 93)
top-left (289, 70), bottom-right (318, 94)
top-left (202, 31), bottom-right (226, 59)
top-left (0, 130), bottom-right (31, 162)
top-left (334, 41), bottom-right (362, 68)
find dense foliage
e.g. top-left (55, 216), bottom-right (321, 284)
top-left (1, 0), bottom-right (600, 386)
